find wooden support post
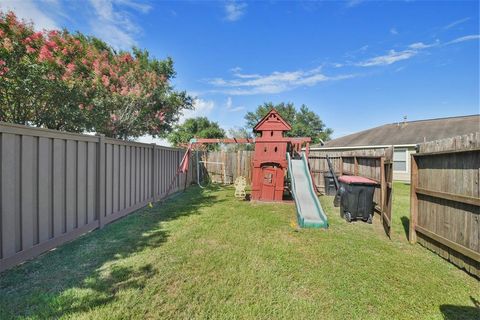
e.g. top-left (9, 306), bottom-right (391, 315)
top-left (236, 151), bottom-right (241, 181)
top-left (409, 154), bottom-right (418, 244)
top-left (222, 151), bottom-right (227, 184)
top-left (380, 156), bottom-right (385, 223)
top-left (96, 134), bottom-right (105, 229)
top-left (354, 156), bottom-right (359, 176)
top-left (340, 156), bottom-right (344, 176)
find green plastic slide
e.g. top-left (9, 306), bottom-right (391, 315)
top-left (287, 152), bottom-right (329, 228)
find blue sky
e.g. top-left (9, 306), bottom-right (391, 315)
top-left (1, 0), bottom-right (479, 142)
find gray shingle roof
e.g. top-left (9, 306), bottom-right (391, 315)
top-left (314, 115), bottom-right (480, 148)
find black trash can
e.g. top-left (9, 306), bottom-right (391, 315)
top-left (338, 175), bottom-right (377, 223)
top-left (324, 172), bottom-right (337, 196)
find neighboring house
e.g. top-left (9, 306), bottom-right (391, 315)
top-left (311, 115), bottom-right (480, 182)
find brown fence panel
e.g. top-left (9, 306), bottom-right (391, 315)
top-left (409, 132), bottom-right (480, 277)
top-left (199, 151), bottom-right (253, 185)
top-left (308, 148), bottom-right (393, 237)
top-left (308, 148), bottom-right (386, 194)
top-left (0, 122), bottom-right (192, 272)
top-left (308, 151), bottom-right (344, 193)
top-left (0, 124), bottom-right (100, 272)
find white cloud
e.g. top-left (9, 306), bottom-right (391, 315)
top-left (445, 34), bottom-right (480, 45)
top-left (225, 97), bottom-right (245, 112)
top-left (443, 17), bottom-right (470, 30)
top-left (346, 0), bottom-right (364, 8)
top-left (179, 98), bottom-right (215, 123)
top-left (356, 49), bottom-right (418, 67)
top-left (357, 34), bottom-right (477, 67)
top-left (224, 1), bottom-right (247, 22)
top-left (0, 0), bottom-right (149, 50)
top-left (115, 0), bottom-right (151, 13)
top-left (390, 28), bottom-right (398, 35)
top-left (88, 0), bottom-right (151, 50)
top-left (0, 0), bottom-right (60, 30)
top-left (208, 67), bottom-right (355, 95)
top-left (408, 39), bottom-right (441, 50)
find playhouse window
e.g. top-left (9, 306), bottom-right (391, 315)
top-left (274, 147), bottom-right (278, 152)
top-left (270, 131), bottom-right (273, 136)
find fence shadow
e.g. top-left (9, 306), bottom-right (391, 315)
top-left (0, 185), bottom-right (223, 319)
top-left (400, 216), bottom-right (410, 241)
top-left (439, 297), bottom-right (480, 320)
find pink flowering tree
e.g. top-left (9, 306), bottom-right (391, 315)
top-left (0, 11), bottom-right (192, 138)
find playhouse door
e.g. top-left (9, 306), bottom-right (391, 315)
top-left (261, 166), bottom-right (277, 201)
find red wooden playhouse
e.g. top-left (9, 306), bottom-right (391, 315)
top-left (188, 109), bottom-right (328, 228)
top-left (251, 109), bottom-right (305, 201)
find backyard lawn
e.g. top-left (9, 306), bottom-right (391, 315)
top-left (1, 183), bottom-right (478, 319)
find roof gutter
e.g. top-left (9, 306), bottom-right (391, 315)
top-left (309, 144), bottom-right (417, 151)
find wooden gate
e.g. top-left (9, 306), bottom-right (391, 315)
top-left (409, 133), bottom-right (480, 277)
top-left (380, 149), bottom-right (394, 237)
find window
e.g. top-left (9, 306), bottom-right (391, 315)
top-left (393, 148), bottom-right (407, 172)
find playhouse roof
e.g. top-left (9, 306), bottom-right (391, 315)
top-left (253, 109), bottom-right (292, 132)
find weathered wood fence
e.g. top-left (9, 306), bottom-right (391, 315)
top-left (308, 149), bottom-right (387, 194)
top-left (308, 148), bottom-right (394, 236)
top-left (198, 151), bottom-right (253, 185)
top-left (410, 132), bottom-right (480, 277)
top-left (0, 122), bottom-right (194, 272)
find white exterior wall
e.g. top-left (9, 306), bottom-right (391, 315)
top-left (309, 145), bottom-right (416, 183)
top-left (392, 147), bottom-right (415, 182)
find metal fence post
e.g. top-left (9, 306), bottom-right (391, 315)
top-left (151, 144), bottom-right (157, 202)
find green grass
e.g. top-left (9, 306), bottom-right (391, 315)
top-left (390, 181), bottom-right (413, 242)
top-left (1, 184), bottom-right (479, 319)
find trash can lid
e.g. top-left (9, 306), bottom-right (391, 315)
top-left (338, 175), bottom-right (377, 185)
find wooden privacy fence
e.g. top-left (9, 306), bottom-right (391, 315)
top-left (410, 132), bottom-right (480, 277)
top-left (200, 149), bottom-right (394, 236)
top-left (308, 148), bottom-right (394, 236)
top-left (0, 122), bottom-right (194, 272)
top-left (199, 151), bottom-right (253, 185)
top-left (308, 148), bottom-right (387, 194)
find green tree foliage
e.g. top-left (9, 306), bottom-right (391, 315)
top-left (226, 127), bottom-right (254, 151)
top-left (0, 11), bottom-right (192, 139)
top-left (168, 117), bottom-right (226, 149)
top-left (244, 102), bottom-right (333, 144)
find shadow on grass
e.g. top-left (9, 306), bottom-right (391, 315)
top-left (0, 185), bottom-right (223, 319)
top-left (439, 297), bottom-right (480, 320)
top-left (401, 216), bottom-right (410, 241)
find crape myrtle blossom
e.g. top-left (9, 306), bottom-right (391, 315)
top-left (0, 11), bottom-right (192, 139)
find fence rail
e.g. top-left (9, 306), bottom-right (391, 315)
top-left (409, 132), bottom-right (480, 277)
top-left (0, 122), bottom-right (194, 272)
